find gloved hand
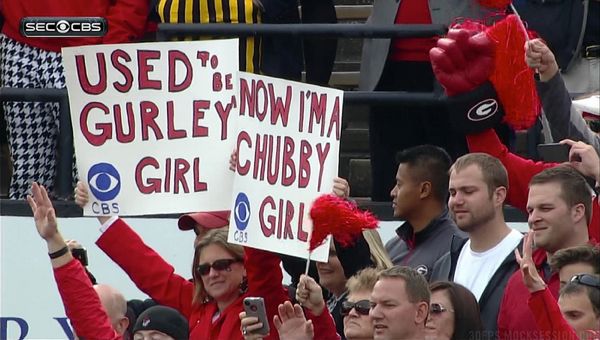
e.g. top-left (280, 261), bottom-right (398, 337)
top-left (430, 29), bottom-right (504, 134)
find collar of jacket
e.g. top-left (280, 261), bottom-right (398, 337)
top-left (395, 209), bottom-right (452, 249)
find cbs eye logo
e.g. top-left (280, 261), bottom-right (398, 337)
top-left (87, 163), bottom-right (121, 201)
top-left (234, 192), bottom-right (251, 231)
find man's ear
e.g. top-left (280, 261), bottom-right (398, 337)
top-left (571, 203), bottom-right (586, 224)
top-left (494, 186), bottom-right (507, 206)
top-left (420, 181), bottom-right (433, 199)
top-left (117, 316), bottom-right (130, 335)
top-left (415, 301), bottom-right (429, 325)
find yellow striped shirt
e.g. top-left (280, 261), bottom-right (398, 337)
top-left (158, 0), bottom-right (261, 73)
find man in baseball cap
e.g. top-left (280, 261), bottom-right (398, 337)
top-left (177, 210), bottom-right (230, 247)
top-left (132, 305), bottom-right (189, 340)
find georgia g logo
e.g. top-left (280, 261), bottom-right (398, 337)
top-left (87, 162), bottom-right (121, 201)
top-left (468, 98), bottom-right (498, 122)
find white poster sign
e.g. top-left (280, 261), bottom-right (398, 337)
top-left (227, 72), bottom-right (343, 262)
top-left (62, 40), bottom-right (239, 216)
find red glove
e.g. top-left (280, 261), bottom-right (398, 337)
top-left (430, 29), bottom-right (494, 96)
top-left (430, 29), bottom-right (504, 134)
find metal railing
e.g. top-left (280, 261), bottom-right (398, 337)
top-left (0, 23), bottom-right (448, 199)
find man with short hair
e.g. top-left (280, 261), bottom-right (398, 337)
top-left (94, 284), bottom-right (130, 335)
top-left (498, 166), bottom-right (592, 339)
top-left (431, 153), bottom-right (523, 337)
top-left (558, 275), bottom-right (600, 338)
top-left (385, 145), bottom-right (463, 280)
top-left (369, 266), bottom-right (429, 340)
top-left (549, 244), bottom-right (600, 287)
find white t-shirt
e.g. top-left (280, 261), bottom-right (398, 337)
top-left (453, 229), bottom-right (523, 301)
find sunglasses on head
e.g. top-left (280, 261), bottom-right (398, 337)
top-left (430, 303), bottom-right (454, 315)
top-left (195, 258), bottom-right (241, 276)
top-left (570, 274), bottom-right (600, 289)
top-left (341, 300), bottom-right (371, 316)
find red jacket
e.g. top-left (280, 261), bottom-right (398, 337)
top-left (96, 219), bottom-right (339, 340)
top-left (1, 0), bottom-right (148, 52)
top-left (466, 129), bottom-right (600, 339)
top-left (528, 288), bottom-right (578, 340)
top-left (54, 258), bottom-right (121, 340)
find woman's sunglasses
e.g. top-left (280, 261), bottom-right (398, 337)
top-left (430, 303), bottom-right (454, 315)
top-left (195, 258), bottom-right (242, 276)
top-left (341, 300), bottom-right (371, 316)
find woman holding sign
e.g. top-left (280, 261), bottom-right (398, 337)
top-left (75, 182), bottom-right (339, 339)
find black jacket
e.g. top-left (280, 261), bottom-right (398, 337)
top-left (430, 234), bottom-right (523, 340)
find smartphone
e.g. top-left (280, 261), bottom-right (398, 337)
top-left (243, 297), bottom-right (270, 336)
top-left (71, 248), bottom-right (89, 267)
top-left (537, 143), bottom-right (570, 163)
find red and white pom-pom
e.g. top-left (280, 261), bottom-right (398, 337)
top-left (308, 194), bottom-right (379, 251)
top-left (485, 14), bottom-right (540, 130)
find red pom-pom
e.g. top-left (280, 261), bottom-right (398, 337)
top-left (308, 194), bottom-right (379, 251)
top-left (477, 0), bottom-right (511, 8)
top-left (485, 14), bottom-right (541, 130)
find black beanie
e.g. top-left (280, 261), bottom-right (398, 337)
top-left (132, 305), bottom-right (189, 339)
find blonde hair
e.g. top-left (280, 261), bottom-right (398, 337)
top-left (363, 229), bottom-right (393, 270)
top-left (346, 267), bottom-right (380, 295)
top-left (191, 228), bottom-right (245, 305)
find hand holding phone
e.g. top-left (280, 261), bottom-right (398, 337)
top-left (537, 143), bottom-right (571, 163)
top-left (243, 297), bottom-right (270, 336)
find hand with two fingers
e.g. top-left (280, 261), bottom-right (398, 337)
top-left (515, 232), bottom-right (547, 293)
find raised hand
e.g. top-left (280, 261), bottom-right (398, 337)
top-left (515, 232), bottom-right (547, 293)
top-left (430, 29), bottom-right (494, 96)
top-left (27, 182), bottom-right (72, 267)
top-left (525, 39), bottom-right (559, 82)
top-left (74, 180), bottom-right (111, 224)
top-left (27, 182), bottom-right (59, 241)
top-left (332, 177), bottom-right (350, 199)
top-left (561, 139), bottom-right (600, 183)
top-left (274, 301), bottom-right (314, 340)
top-left (296, 274), bottom-right (325, 316)
top-left (74, 181), bottom-right (90, 208)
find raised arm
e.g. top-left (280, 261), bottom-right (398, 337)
top-left (75, 181), bottom-right (195, 316)
top-left (27, 183), bottom-right (120, 340)
top-left (525, 39), bottom-right (600, 154)
top-left (95, 218), bottom-right (195, 317)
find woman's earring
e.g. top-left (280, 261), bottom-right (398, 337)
top-left (239, 276), bottom-right (248, 294)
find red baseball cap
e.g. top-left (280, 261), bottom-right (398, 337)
top-left (177, 210), bottom-right (231, 231)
